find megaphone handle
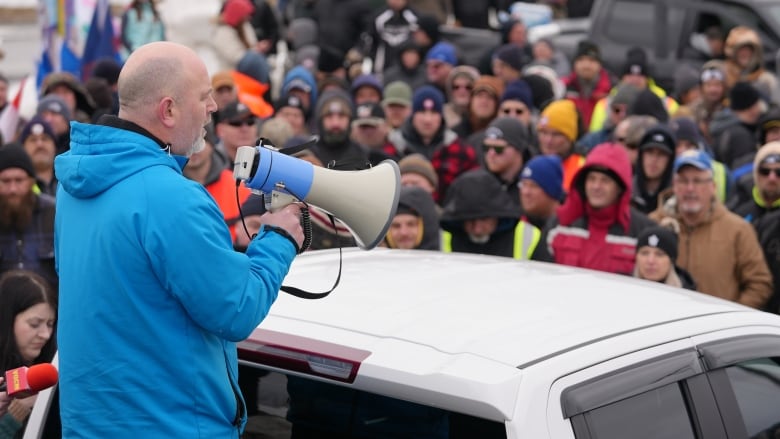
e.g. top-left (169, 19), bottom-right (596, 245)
top-left (300, 206), bottom-right (312, 252)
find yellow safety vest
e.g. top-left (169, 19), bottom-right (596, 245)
top-left (441, 221), bottom-right (541, 260)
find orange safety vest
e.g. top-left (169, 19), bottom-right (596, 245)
top-left (207, 169), bottom-right (252, 241)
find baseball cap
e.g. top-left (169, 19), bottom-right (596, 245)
top-left (382, 81), bottom-right (412, 107)
top-left (673, 149), bottom-right (712, 173)
top-left (353, 102), bottom-right (385, 127)
top-left (216, 100), bottom-right (254, 124)
top-left (211, 71), bottom-right (235, 90)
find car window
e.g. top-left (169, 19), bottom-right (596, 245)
top-left (723, 358), bottom-right (780, 438)
top-left (576, 382), bottom-right (697, 439)
top-left (603, 1), bottom-right (655, 48)
top-left (244, 368), bottom-right (508, 439)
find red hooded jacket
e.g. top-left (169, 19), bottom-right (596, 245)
top-left (535, 143), bottom-right (655, 275)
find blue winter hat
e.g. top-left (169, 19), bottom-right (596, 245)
top-left (425, 42), bottom-right (457, 66)
top-left (673, 149), bottom-right (712, 173)
top-left (500, 80), bottom-right (534, 110)
top-left (520, 154), bottom-right (564, 201)
top-left (350, 74), bottom-right (383, 97)
top-left (412, 85), bottom-right (444, 114)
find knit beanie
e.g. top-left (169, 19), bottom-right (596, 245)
top-left (350, 74), bottom-right (383, 98)
top-left (730, 81), bottom-right (761, 111)
top-left (520, 154), bottom-right (564, 201)
top-left (493, 44), bottom-right (526, 72)
top-left (621, 47), bottom-right (649, 77)
top-left (537, 99), bottom-right (578, 142)
top-left (399, 153), bottom-right (438, 189)
top-left (485, 117), bottom-right (529, 152)
top-left (472, 75), bottom-right (505, 100)
top-left (628, 89), bottom-right (669, 122)
top-left (221, 0), bottom-right (255, 27)
top-left (0, 143), bottom-right (35, 177)
top-left (412, 85), bottom-right (444, 114)
top-left (574, 40), bottom-right (600, 62)
top-left (414, 14), bottom-right (441, 44)
top-left (36, 94), bottom-right (72, 121)
top-left (611, 84), bottom-right (642, 107)
top-left (758, 107), bottom-right (780, 144)
top-left (500, 80), bottom-right (534, 110)
top-left (636, 225), bottom-right (679, 263)
top-left (754, 141), bottom-right (780, 181)
top-left (670, 117), bottom-right (702, 145)
top-left (523, 74), bottom-right (555, 109)
top-left (315, 89), bottom-right (353, 120)
top-left (19, 116), bottom-right (56, 144)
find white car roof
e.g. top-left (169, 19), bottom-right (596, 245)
top-left (256, 248), bottom-right (751, 368)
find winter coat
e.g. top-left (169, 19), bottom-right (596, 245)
top-left (534, 143), bottom-right (655, 275)
top-left (649, 194), bottom-right (772, 309)
top-left (54, 117), bottom-right (298, 437)
top-left (388, 118), bottom-right (478, 203)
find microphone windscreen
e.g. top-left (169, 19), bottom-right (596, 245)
top-left (26, 363), bottom-right (59, 391)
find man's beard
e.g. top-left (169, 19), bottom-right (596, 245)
top-left (188, 136), bottom-right (207, 156)
top-left (322, 128), bottom-right (349, 146)
top-left (467, 233), bottom-right (491, 244)
top-left (0, 192), bottom-right (35, 233)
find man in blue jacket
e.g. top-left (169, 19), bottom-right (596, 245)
top-left (54, 41), bottom-right (304, 438)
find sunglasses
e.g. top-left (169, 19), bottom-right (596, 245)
top-left (758, 167), bottom-right (780, 177)
top-left (700, 68), bottom-right (725, 82)
top-left (502, 107), bottom-right (525, 115)
top-left (483, 144), bottom-right (507, 154)
top-left (227, 118), bottom-right (256, 127)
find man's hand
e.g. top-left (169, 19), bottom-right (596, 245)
top-left (260, 203), bottom-right (305, 250)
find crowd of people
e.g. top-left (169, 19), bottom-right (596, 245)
top-left (0, 0), bottom-right (778, 436)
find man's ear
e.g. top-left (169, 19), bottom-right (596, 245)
top-left (158, 97), bottom-right (176, 128)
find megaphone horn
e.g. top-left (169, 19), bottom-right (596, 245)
top-left (234, 145), bottom-right (401, 250)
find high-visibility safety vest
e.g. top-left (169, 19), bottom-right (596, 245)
top-left (441, 221), bottom-right (541, 260)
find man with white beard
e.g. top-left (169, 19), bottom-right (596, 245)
top-left (650, 149), bottom-right (772, 308)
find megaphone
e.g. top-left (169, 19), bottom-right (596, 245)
top-left (233, 144), bottom-right (401, 250)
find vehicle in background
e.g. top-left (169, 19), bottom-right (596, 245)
top-left (532, 0), bottom-right (780, 92)
top-left (22, 249), bottom-right (780, 438)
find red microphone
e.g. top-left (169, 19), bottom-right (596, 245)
top-left (0, 363), bottom-right (59, 398)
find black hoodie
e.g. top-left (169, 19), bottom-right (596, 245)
top-left (386, 186), bottom-right (440, 250)
top-left (440, 169), bottom-right (522, 257)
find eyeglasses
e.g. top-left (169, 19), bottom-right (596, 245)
top-left (227, 118), bottom-right (256, 127)
top-left (453, 84), bottom-right (473, 91)
top-left (483, 144), bottom-right (507, 154)
top-left (674, 177), bottom-right (713, 187)
top-left (700, 68), bottom-right (725, 82)
top-left (502, 107), bottom-right (525, 115)
top-left (758, 167), bottom-right (780, 177)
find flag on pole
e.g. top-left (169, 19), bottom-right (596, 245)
top-left (81, 0), bottom-right (121, 81)
top-left (0, 78), bottom-right (27, 144)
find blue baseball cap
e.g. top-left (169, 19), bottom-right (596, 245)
top-left (673, 149), bottom-right (712, 173)
top-left (425, 42), bottom-right (457, 66)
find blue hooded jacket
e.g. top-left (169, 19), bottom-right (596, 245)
top-left (54, 121), bottom-right (297, 437)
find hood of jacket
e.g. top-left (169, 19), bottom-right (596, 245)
top-left (440, 169), bottom-right (521, 233)
top-left (390, 186), bottom-right (440, 250)
top-left (56, 120), bottom-right (185, 199)
top-left (282, 66), bottom-right (319, 107)
top-left (558, 142), bottom-right (633, 230)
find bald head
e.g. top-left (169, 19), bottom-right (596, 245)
top-left (118, 42), bottom-right (202, 119)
